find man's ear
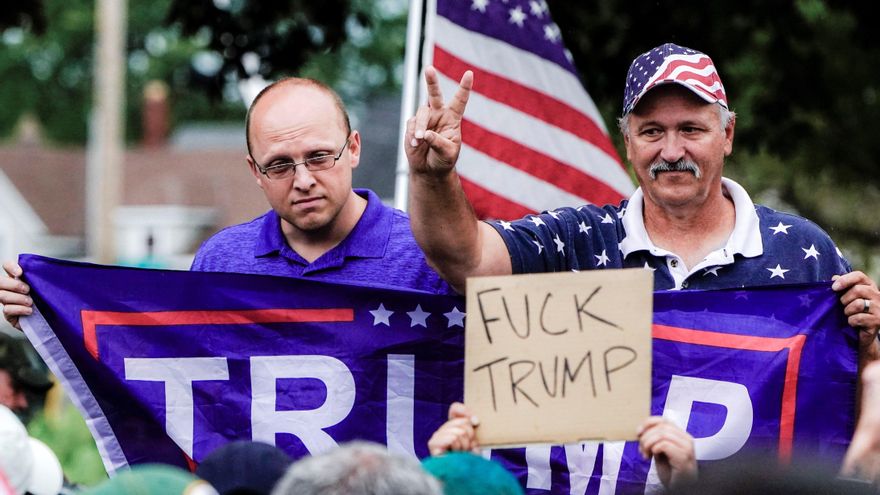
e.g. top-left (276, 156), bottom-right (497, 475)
top-left (347, 131), bottom-right (362, 170)
top-left (247, 155), bottom-right (265, 188)
top-left (723, 113), bottom-right (736, 157)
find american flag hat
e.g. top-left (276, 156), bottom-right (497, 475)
top-left (622, 43), bottom-right (728, 115)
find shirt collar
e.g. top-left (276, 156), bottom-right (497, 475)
top-left (619, 177), bottom-right (763, 259)
top-left (254, 189), bottom-right (391, 260)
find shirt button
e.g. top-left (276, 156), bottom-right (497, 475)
top-left (681, 281), bottom-right (689, 289)
top-left (670, 259), bottom-right (678, 268)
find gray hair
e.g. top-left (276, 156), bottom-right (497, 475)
top-left (617, 102), bottom-right (735, 138)
top-left (270, 441), bottom-right (442, 495)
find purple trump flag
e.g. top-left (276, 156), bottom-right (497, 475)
top-left (19, 255), bottom-right (856, 493)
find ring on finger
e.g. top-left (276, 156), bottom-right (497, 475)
top-left (863, 299), bottom-right (872, 313)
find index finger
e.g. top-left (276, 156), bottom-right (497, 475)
top-left (448, 70), bottom-right (473, 117)
top-left (424, 66), bottom-right (445, 110)
top-left (2, 261), bottom-right (22, 278)
top-left (832, 270), bottom-right (872, 292)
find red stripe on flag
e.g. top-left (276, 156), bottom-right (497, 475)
top-left (462, 119), bottom-right (626, 207)
top-left (433, 46), bottom-right (624, 169)
top-left (460, 178), bottom-right (533, 220)
top-left (81, 308), bottom-right (354, 359)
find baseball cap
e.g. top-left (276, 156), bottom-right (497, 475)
top-left (622, 43), bottom-right (728, 116)
top-left (0, 405), bottom-right (64, 495)
top-left (0, 334), bottom-right (52, 393)
top-left (82, 464), bottom-right (218, 495)
top-left (195, 440), bottom-right (292, 495)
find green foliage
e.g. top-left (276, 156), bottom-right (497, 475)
top-left (28, 404), bottom-right (108, 487)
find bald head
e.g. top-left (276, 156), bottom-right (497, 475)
top-left (246, 78), bottom-right (351, 156)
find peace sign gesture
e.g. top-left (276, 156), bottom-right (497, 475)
top-left (405, 66), bottom-right (473, 176)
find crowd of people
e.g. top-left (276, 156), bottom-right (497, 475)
top-left (1, 41), bottom-right (880, 493)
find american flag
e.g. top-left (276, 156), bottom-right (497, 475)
top-left (423, 0), bottom-right (634, 220)
top-left (623, 43), bottom-right (728, 115)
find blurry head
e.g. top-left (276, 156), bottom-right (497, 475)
top-left (0, 334), bottom-right (52, 416)
top-left (271, 441), bottom-right (441, 495)
top-left (0, 405), bottom-right (64, 495)
top-left (244, 78), bottom-right (363, 238)
top-left (82, 464), bottom-right (217, 495)
top-left (196, 441), bottom-right (292, 495)
top-left (422, 452), bottom-right (524, 495)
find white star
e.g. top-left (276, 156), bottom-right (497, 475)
top-left (553, 234), bottom-right (565, 253)
top-left (407, 304), bottom-right (430, 328)
top-left (703, 266), bottom-right (721, 277)
top-left (471, 0), bottom-right (489, 12)
top-left (769, 222), bottom-right (792, 235)
top-left (600, 213), bottom-right (614, 224)
top-left (528, 216), bottom-right (545, 227)
top-left (643, 262), bottom-right (656, 272)
top-left (532, 240), bottom-right (544, 254)
top-left (548, 210), bottom-right (561, 220)
top-left (529, 0), bottom-right (547, 16)
top-left (444, 306), bottom-right (466, 327)
top-left (767, 264), bottom-right (790, 279)
top-left (802, 245), bottom-right (820, 260)
top-left (499, 220), bottom-right (514, 231)
top-left (369, 303), bottom-right (393, 326)
top-left (578, 222), bottom-right (592, 234)
top-left (508, 6), bottom-right (526, 27)
top-left (595, 249), bottom-right (610, 266)
top-left (543, 23), bottom-right (560, 42)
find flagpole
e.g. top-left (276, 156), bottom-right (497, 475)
top-left (393, 0), bottom-right (428, 212)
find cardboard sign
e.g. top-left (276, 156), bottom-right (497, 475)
top-left (465, 269), bottom-right (653, 446)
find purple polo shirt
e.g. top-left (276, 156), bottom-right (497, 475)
top-left (191, 189), bottom-right (453, 294)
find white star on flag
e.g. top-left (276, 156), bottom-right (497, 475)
top-left (532, 240), bottom-right (544, 254)
top-left (548, 210), bottom-right (561, 220)
top-left (369, 304), bottom-right (393, 326)
top-left (499, 220), bottom-right (514, 231)
top-left (802, 245), bottom-right (820, 260)
top-left (769, 222), bottom-right (792, 235)
top-left (600, 213), bottom-right (614, 224)
top-left (529, 0), bottom-right (547, 16)
top-left (528, 216), bottom-right (546, 227)
top-left (553, 234), bottom-right (565, 253)
top-left (799, 294), bottom-right (813, 307)
top-left (407, 304), bottom-right (430, 328)
top-left (703, 266), bottom-right (721, 277)
top-left (444, 307), bottom-right (466, 327)
top-left (509, 6), bottom-right (526, 26)
top-left (643, 262), bottom-right (656, 272)
top-left (767, 264), bottom-right (790, 279)
top-left (595, 249), bottom-right (609, 266)
top-left (543, 23), bottom-right (560, 42)
top-left (578, 222), bottom-right (592, 234)
top-left (472, 0), bottom-right (489, 12)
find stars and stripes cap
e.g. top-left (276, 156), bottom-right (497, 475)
top-left (622, 43), bottom-right (728, 116)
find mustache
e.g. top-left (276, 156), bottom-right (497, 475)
top-left (648, 159), bottom-right (702, 180)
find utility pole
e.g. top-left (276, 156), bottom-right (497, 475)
top-left (86, 0), bottom-right (127, 263)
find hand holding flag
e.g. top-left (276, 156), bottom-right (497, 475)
top-left (406, 67), bottom-right (473, 177)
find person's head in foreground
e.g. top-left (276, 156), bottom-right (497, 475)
top-left (422, 452), bottom-right (523, 495)
top-left (270, 441), bottom-right (441, 495)
top-left (196, 440), bottom-right (292, 495)
top-left (0, 404), bottom-right (64, 495)
top-left (81, 464), bottom-right (218, 495)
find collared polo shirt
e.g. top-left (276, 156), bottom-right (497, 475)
top-left (192, 189), bottom-right (452, 294)
top-left (489, 178), bottom-right (850, 290)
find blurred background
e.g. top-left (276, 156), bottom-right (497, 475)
top-left (0, 0), bottom-right (877, 487)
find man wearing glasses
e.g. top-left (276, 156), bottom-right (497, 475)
top-left (0, 78), bottom-right (451, 330)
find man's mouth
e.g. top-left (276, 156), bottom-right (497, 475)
top-left (648, 159), bottom-right (702, 180)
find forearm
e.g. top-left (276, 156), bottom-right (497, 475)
top-left (409, 170), bottom-right (485, 293)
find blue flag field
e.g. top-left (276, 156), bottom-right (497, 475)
top-left (19, 255), bottom-right (857, 494)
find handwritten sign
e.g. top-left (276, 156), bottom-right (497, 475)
top-left (464, 269), bottom-right (653, 446)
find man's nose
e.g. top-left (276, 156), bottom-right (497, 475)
top-left (292, 166), bottom-right (317, 190)
top-left (659, 134), bottom-right (686, 163)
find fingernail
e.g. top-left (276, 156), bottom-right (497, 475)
top-left (470, 415), bottom-right (480, 426)
top-left (415, 130), bottom-right (424, 139)
top-left (410, 138), bottom-right (418, 147)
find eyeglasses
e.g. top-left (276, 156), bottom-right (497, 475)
top-left (253, 138), bottom-right (350, 180)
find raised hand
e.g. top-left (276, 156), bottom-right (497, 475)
top-left (638, 416), bottom-right (698, 489)
top-left (0, 261), bottom-right (31, 331)
top-left (405, 66), bottom-right (473, 176)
